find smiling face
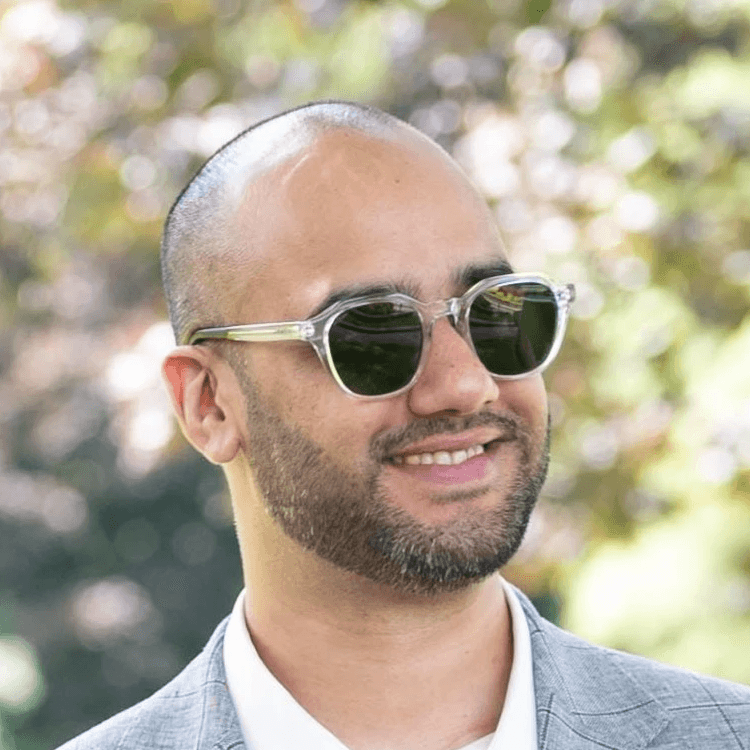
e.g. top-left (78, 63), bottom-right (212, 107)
top-left (220, 127), bottom-right (550, 593)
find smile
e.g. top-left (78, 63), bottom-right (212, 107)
top-left (391, 444), bottom-right (486, 466)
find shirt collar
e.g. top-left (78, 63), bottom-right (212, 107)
top-left (223, 576), bottom-right (537, 750)
top-left (490, 576), bottom-right (537, 750)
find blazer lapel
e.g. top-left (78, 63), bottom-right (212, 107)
top-left (191, 620), bottom-right (246, 750)
top-left (197, 673), bottom-right (245, 750)
top-left (141, 618), bottom-right (245, 750)
top-left (515, 589), bottom-right (671, 750)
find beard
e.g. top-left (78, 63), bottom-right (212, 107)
top-left (236, 367), bottom-right (549, 596)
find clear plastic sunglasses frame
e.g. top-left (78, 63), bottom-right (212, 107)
top-left (187, 273), bottom-right (576, 399)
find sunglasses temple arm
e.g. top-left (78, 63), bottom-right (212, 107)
top-left (188, 321), bottom-right (313, 345)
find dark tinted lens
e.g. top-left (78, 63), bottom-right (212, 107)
top-left (328, 302), bottom-right (422, 396)
top-left (469, 282), bottom-right (557, 376)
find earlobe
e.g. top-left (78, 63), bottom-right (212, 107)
top-left (162, 347), bottom-right (241, 464)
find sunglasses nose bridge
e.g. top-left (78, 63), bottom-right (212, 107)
top-left (421, 297), bottom-right (462, 332)
top-left (417, 297), bottom-right (466, 373)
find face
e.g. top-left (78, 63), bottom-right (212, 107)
top-left (225, 129), bottom-right (550, 594)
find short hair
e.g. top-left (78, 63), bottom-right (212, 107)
top-left (160, 100), bottom-right (416, 346)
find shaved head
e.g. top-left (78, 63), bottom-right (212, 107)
top-left (160, 101), bottom-right (441, 345)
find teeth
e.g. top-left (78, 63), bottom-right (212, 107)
top-left (392, 444), bottom-right (486, 467)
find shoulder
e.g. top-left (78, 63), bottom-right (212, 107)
top-left (604, 640), bottom-right (750, 737)
top-left (514, 586), bottom-right (750, 745)
top-left (585, 633), bottom-right (750, 744)
top-left (55, 618), bottom-right (233, 750)
top-left (546, 608), bottom-right (750, 698)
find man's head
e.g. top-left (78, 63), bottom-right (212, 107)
top-left (161, 101), bottom-right (552, 596)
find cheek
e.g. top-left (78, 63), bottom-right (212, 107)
top-left (247, 344), bottom-right (401, 459)
top-left (501, 376), bottom-right (548, 434)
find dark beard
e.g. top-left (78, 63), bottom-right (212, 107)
top-left (237, 368), bottom-right (549, 595)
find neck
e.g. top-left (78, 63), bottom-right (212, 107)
top-left (240, 511), bottom-right (513, 750)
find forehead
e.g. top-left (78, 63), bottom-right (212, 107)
top-left (227, 129), bottom-right (507, 319)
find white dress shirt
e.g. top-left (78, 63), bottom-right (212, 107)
top-left (223, 576), bottom-right (537, 750)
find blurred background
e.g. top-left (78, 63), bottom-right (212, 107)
top-left (1, 0), bottom-right (750, 746)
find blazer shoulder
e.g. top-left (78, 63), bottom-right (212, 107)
top-left (527, 609), bottom-right (750, 750)
top-left (599, 642), bottom-right (750, 745)
top-left (519, 587), bottom-right (750, 700)
top-left (55, 618), bottom-right (232, 750)
top-left (541, 611), bottom-right (750, 700)
top-left (606, 645), bottom-right (750, 705)
top-left (516, 587), bottom-right (750, 746)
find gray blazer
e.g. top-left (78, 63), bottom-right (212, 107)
top-left (57, 588), bottom-right (750, 749)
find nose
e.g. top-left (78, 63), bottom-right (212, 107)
top-left (406, 317), bottom-right (500, 416)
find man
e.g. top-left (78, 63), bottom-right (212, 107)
top-left (60, 101), bottom-right (749, 749)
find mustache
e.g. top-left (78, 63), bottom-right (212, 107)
top-left (369, 412), bottom-right (521, 461)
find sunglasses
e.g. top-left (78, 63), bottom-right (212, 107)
top-left (187, 274), bottom-right (575, 399)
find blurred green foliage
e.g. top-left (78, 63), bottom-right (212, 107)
top-left (1, 0), bottom-right (749, 747)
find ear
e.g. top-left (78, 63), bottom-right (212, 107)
top-left (162, 346), bottom-right (242, 464)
